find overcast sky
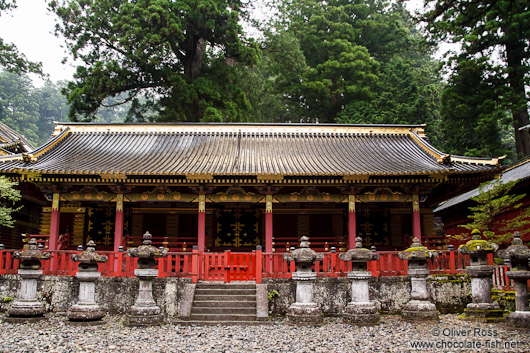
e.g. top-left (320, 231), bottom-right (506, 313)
top-left (0, 0), bottom-right (424, 86)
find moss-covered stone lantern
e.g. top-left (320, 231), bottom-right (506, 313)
top-left (7, 238), bottom-right (51, 321)
top-left (283, 236), bottom-right (324, 325)
top-left (458, 229), bottom-right (503, 322)
top-left (499, 232), bottom-right (530, 329)
top-left (398, 237), bottom-right (439, 321)
top-left (125, 231), bottom-right (168, 326)
top-left (339, 237), bottom-right (380, 325)
top-left (67, 240), bottom-right (109, 323)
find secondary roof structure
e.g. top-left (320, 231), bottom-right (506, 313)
top-left (0, 123), bottom-right (503, 183)
top-left (435, 156), bottom-right (530, 213)
top-left (0, 122), bottom-right (34, 155)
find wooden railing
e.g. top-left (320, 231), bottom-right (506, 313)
top-left (0, 249), bottom-right (515, 288)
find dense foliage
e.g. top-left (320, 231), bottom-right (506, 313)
top-left (421, 0), bottom-right (530, 159)
top-left (49, 0), bottom-right (259, 122)
top-left (0, 71), bottom-right (132, 146)
top-left (237, 0), bottom-right (443, 143)
top-left (0, 175), bottom-right (21, 228)
top-left (0, 0), bottom-right (526, 161)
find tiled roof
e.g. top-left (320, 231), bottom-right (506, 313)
top-left (434, 156), bottom-right (530, 212)
top-left (0, 123), bottom-right (502, 178)
top-left (0, 123), bottom-right (34, 155)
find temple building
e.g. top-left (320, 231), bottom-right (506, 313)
top-left (0, 123), bottom-right (503, 252)
top-left (435, 156), bottom-right (530, 244)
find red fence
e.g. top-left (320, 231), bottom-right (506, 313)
top-left (0, 249), bottom-right (476, 280)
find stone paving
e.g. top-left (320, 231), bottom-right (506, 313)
top-left (1, 314), bottom-right (529, 353)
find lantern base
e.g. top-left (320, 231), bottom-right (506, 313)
top-left (461, 303), bottom-right (504, 323)
top-left (505, 311), bottom-right (530, 330)
top-left (401, 300), bottom-right (439, 321)
top-left (342, 302), bottom-right (380, 325)
top-left (124, 313), bottom-right (164, 327)
top-left (67, 303), bottom-right (106, 321)
top-left (286, 303), bottom-right (323, 326)
top-left (7, 300), bottom-right (45, 318)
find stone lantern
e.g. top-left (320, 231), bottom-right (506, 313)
top-left (67, 240), bottom-right (108, 323)
top-left (7, 238), bottom-right (50, 321)
top-left (398, 237), bottom-right (439, 321)
top-left (458, 229), bottom-right (503, 322)
top-left (338, 237), bottom-right (380, 325)
top-left (498, 232), bottom-right (530, 329)
top-left (283, 236), bottom-right (324, 325)
top-left (125, 231), bottom-right (168, 326)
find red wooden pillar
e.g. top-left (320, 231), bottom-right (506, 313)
top-left (255, 246), bottom-right (263, 284)
top-left (198, 194), bottom-right (206, 252)
top-left (265, 195), bottom-right (273, 253)
top-left (412, 194), bottom-right (422, 242)
top-left (114, 194), bottom-right (124, 252)
top-left (348, 194), bottom-right (357, 249)
top-left (49, 193), bottom-right (60, 251)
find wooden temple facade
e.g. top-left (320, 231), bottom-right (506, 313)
top-left (0, 123), bottom-right (503, 253)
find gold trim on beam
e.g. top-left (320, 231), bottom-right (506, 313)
top-left (356, 194), bottom-right (413, 203)
top-left (348, 194), bottom-right (356, 212)
top-left (257, 175), bottom-right (284, 180)
top-left (116, 193), bottom-right (124, 212)
top-left (186, 174), bottom-right (213, 180)
top-left (343, 175), bottom-right (370, 181)
top-left (52, 193), bottom-right (60, 211)
top-left (99, 173), bottom-right (127, 180)
top-left (266, 195), bottom-right (273, 213)
top-left (412, 194), bottom-right (420, 212)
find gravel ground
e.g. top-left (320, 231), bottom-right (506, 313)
top-left (0, 314), bottom-right (528, 353)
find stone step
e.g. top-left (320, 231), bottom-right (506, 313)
top-left (194, 288), bottom-right (256, 296)
top-left (192, 300), bottom-right (256, 308)
top-left (190, 313), bottom-right (257, 321)
top-left (193, 294), bottom-right (256, 302)
top-left (195, 283), bottom-right (256, 290)
top-left (191, 307), bottom-right (256, 315)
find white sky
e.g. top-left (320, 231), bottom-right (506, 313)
top-left (0, 0), bottom-right (425, 86)
top-left (0, 1), bottom-right (76, 85)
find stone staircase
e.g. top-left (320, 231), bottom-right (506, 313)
top-left (184, 283), bottom-right (268, 325)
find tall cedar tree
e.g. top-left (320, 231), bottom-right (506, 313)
top-left (255, 0), bottom-right (441, 132)
top-left (422, 0), bottom-right (530, 159)
top-left (440, 58), bottom-right (513, 159)
top-left (49, 0), bottom-right (259, 122)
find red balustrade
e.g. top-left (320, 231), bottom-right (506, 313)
top-left (0, 249), bottom-right (501, 286)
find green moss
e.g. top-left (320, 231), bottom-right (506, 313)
top-left (459, 240), bottom-right (495, 251)
top-left (2, 297), bottom-right (13, 303)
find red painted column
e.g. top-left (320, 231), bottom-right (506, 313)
top-left (197, 194), bottom-right (206, 252)
top-left (114, 194), bottom-right (124, 252)
top-left (412, 194), bottom-right (422, 243)
top-left (348, 195), bottom-right (357, 249)
top-left (265, 195), bottom-right (273, 253)
top-left (49, 193), bottom-right (60, 251)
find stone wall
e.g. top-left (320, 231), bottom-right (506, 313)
top-left (264, 274), bottom-right (471, 316)
top-left (0, 274), bottom-right (191, 316)
top-left (0, 274), bottom-right (472, 317)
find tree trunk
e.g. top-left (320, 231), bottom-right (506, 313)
top-left (183, 38), bottom-right (206, 82)
top-left (506, 42), bottom-right (530, 160)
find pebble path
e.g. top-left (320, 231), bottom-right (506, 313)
top-left (0, 314), bottom-right (528, 353)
